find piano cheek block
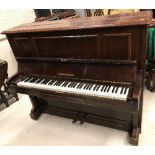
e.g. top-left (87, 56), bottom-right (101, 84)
top-left (2, 11), bottom-right (151, 145)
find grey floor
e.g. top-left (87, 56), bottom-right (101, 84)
top-left (0, 89), bottom-right (155, 146)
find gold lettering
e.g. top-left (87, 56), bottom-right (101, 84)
top-left (57, 72), bottom-right (74, 77)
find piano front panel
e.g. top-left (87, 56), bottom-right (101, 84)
top-left (7, 25), bottom-right (146, 69)
top-left (102, 33), bottom-right (131, 60)
top-left (18, 60), bottom-right (137, 83)
top-left (13, 38), bottom-right (35, 57)
top-left (31, 35), bottom-right (99, 58)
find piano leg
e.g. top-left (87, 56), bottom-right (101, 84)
top-left (0, 91), bottom-right (9, 107)
top-left (138, 89), bottom-right (144, 134)
top-left (29, 95), bottom-right (42, 120)
top-left (130, 113), bottom-right (140, 146)
top-left (145, 69), bottom-right (155, 92)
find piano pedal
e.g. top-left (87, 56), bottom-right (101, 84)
top-left (72, 112), bottom-right (80, 124)
top-left (79, 113), bottom-right (87, 126)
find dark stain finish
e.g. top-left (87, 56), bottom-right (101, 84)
top-left (2, 11), bottom-right (152, 145)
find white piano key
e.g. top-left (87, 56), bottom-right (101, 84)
top-left (17, 76), bottom-right (130, 101)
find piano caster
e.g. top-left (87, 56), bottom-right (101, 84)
top-left (30, 109), bottom-right (42, 120)
top-left (30, 112), bottom-right (41, 120)
top-left (130, 128), bottom-right (140, 146)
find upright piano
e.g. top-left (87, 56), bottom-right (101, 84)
top-left (2, 11), bottom-right (152, 145)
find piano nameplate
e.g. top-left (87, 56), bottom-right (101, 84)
top-left (57, 72), bottom-right (74, 77)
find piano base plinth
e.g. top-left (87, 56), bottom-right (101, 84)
top-left (130, 128), bottom-right (140, 146)
top-left (27, 94), bottom-right (141, 145)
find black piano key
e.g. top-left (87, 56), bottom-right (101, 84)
top-left (101, 85), bottom-right (105, 91)
top-left (86, 84), bottom-right (90, 90)
top-left (33, 78), bottom-right (41, 83)
top-left (96, 85), bottom-right (100, 91)
top-left (54, 81), bottom-right (59, 86)
top-left (105, 86), bottom-right (109, 92)
top-left (62, 81), bottom-right (67, 87)
top-left (120, 87), bottom-right (124, 94)
top-left (59, 81), bottom-right (64, 85)
top-left (24, 77), bottom-right (32, 82)
top-left (107, 86), bottom-right (111, 92)
top-left (59, 81), bottom-right (65, 86)
top-left (64, 81), bottom-right (70, 87)
top-left (72, 82), bottom-right (77, 88)
top-left (69, 82), bottom-right (74, 88)
top-left (21, 77), bottom-right (28, 82)
top-left (124, 87), bottom-right (128, 94)
top-left (42, 79), bottom-right (50, 85)
top-left (104, 86), bottom-right (107, 92)
top-left (48, 80), bottom-right (55, 85)
top-left (79, 83), bottom-right (84, 89)
top-left (35, 79), bottom-right (43, 84)
top-left (112, 86), bottom-right (115, 93)
top-left (77, 83), bottom-right (82, 89)
top-left (77, 83), bottom-right (81, 89)
top-left (28, 78), bottom-right (37, 83)
top-left (67, 82), bottom-right (72, 88)
top-left (93, 85), bottom-right (97, 91)
top-left (115, 87), bottom-right (119, 93)
top-left (84, 84), bottom-right (88, 89)
top-left (57, 81), bottom-right (63, 86)
top-left (88, 84), bottom-right (93, 90)
top-left (73, 83), bottom-right (78, 88)
top-left (28, 78), bottom-right (34, 83)
top-left (71, 82), bottom-right (75, 88)
top-left (56, 80), bottom-right (62, 86)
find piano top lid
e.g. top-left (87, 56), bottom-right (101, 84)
top-left (2, 11), bottom-right (152, 34)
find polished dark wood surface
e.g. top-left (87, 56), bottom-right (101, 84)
top-left (2, 11), bottom-right (152, 145)
top-left (2, 11), bottom-right (152, 34)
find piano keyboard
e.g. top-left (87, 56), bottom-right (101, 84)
top-left (17, 76), bottom-right (130, 101)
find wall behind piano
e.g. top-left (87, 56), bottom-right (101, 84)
top-left (0, 9), bottom-right (35, 76)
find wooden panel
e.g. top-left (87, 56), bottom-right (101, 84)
top-left (18, 59), bottom-right (137, 83)
top-left (32, 35), bottom-right (99, 58)
top-left (102, 33), bottom-right (131, 59)
top-left (14, 38), bottom-right (34, 57)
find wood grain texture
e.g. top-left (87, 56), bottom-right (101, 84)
top-left (2, 11), bottom-right (152, 34)
top-left (3, 11), bottom-right (151, 145)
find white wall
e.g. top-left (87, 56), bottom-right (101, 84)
top-left (0, 9), bottom-right (35, 76)
top-left (0, 9), bottom-right (86, 77)
top-left (75, 9), bottom-right (86, 17)
top-left (0, 40), bottom-right (18, 76)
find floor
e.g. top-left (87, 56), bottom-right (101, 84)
top-left (0, 88), bottom-right (155, 146)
